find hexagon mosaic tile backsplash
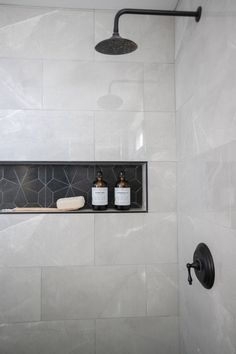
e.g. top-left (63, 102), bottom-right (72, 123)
top-left (0, 163), bottom-right (145, 210)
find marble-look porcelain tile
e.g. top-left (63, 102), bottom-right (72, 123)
top-left (0, 136), bottom-right (94, 161)
top-left (0, 7), bottom-right (94, 60)
top-left (0, 5), bottom-right (48, 28)
top-left (0, 267), bottom-right (41, 323)
top-left (0, 59), bottom-right (42, 109)
top-left (146, 264), bottom-right (178, 316)
top-left (177, 81), bottom-right (236, 160)
top-left (176, 12), bottom-right (236, 110)
top-left (144, 63), bottom-right (175, 112)
top-left (43, 61), bottom-right (143, 111)
top-left (42, 265), bottom-right (146, 320)
top-left (95, 213), bottom-right (177, 265)
top-left (145, 112), bottom-right (176, 161)
top-left (0, 214), bottom-right (94, 266)
top-left (148, 162), bottom-right (176, 212)
top-left (94, 111), bottom-right (145, 161)
top-left (96, 316), bottom-right (179, 354)
top-left (95, 10), bottom-right (174, 63)
top-left (178, 144), bottom-right (232, 228)
top-left (39, 10), bottom-right (94, 60)
top-left (94, 111), bottom-right (176, 161)
top-left (0, 320), bottom-right (95, 354)
top-left (0, 109), bottom-right (94, 160)
top-left (229, 141), bottom-right (236, 229)
top-left (178, 214), bottom-right (236, 354)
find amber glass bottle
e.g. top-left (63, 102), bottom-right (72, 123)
top-left (92, 171), bottom-right (108, 210)
top-left (114, 171), bottom-right (131, 210)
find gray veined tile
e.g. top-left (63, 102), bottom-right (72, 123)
top-left (144, 63), bottom-right (175, 112)
top-left (146, 263), bottom-right (178, 316)
top-left (43, 60), bottom-right (143, 111)
top-left (0, 59), bottom-right (42, 109)
top-left (0, 267), bottom-right (41, 323)
top-left (42, 265), bottom-right (146, 320)
top-left (94, 111), bottom-right (176, 162)
top-left (0, 109), bottom-right (94, 161)
top-left (95, 213), bottom-right (177, 265)
top-left (0, 214), bottom-right (94, 266)
top-left (148, 162), bottom-right (177, 212)
top-left (0, 7), bottom-right (94, 60)
top-left (0, 320), bottom-right (95, 354)
top-left (96, 316), bottom-right (179, 354)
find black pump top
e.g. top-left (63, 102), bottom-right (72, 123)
top-left (97, 170), bottom-right (103, 179)
top-left (119, 170), bottom-right (126, 179)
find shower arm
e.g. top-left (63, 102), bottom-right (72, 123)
top-left (113, 7), bottom-right (202, 34)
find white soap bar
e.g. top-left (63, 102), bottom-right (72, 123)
top-left (56, 196), bottom-right (85, 210)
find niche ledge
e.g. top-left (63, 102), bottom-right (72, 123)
top-left (0, 161), bottom-right (148, 214)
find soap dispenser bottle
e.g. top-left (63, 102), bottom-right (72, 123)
top-left (92, 170), bottom-right (108, 210)
top-left (114, 170), bottom-right (131, 210)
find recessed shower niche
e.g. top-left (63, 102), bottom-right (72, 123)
top-left (0, 161), bottom-right (147, 213)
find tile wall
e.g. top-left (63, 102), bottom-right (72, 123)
top-left (176, 0), bottom-right (236, 353)
top-left (0, 5), bottom-right (178, 354)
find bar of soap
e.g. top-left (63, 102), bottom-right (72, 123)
top-left (56, 196), bottom-right (85, 210)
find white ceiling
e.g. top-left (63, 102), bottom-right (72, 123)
top-left (0, 0), bottom-right (179, 10)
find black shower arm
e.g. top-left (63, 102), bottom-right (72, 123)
top-left (113, 7), bottom-right (202, 34)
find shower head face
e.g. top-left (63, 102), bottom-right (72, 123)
top-left (95, 34), bottom-right (137, 55)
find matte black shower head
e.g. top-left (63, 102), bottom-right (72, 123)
top-left (95, 33), bottom-right (137, 55)
top-left (95, 7), bottom-right (202, 56)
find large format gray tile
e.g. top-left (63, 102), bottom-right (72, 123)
top-left (144, 63), bottom-right (175, 112)
top-left (96, 316), bottom-right (179, 354)
top-left (0, 58), bottom-right (42, 109)
top-left (144, 112), bottom-right (176, 161)
top-left (0, 214), bottom-right (94, 266)
top-left (95, 213), bottom-right (177, 265)
top-left (178, 144), bottom-right (232, 228)
top-left (178, 213), bottom-right (236, 354)
top-left (94, 111), bottom-right (176, 161)
top-left (146, 264), bottom-right (178, 316)
top-left (0, 320), bottom-right (95, 354)
top-left (0, 110), bottom-right (94, 160)
top-left (0, 267), bottom-right (41, 323)
top-left (148, 162), bottom-right (176, 212)
top-left (94, 111), bottom-right (145, 161)
top-left (0, 6), bottom-right (94, 60)
top-left (43, 61), bottom-right (143, 111)
top-left (42, 265), bottom-right (146, 320)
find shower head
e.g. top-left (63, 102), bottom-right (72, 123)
top-left (95, 7), bottom-right (202, 56)
top-left (95, 33), bottom-right (137, 55)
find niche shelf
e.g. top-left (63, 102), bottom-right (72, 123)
top-left (0, 161), bottom-right (148, 214)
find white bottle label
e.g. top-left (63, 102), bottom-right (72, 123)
top-left (92, 187), bottom-right (108, 206)
top-left (115, 188), bottom-right (131, 206)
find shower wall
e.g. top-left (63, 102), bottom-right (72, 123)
top-left (176, 0), bottom-right (236, 353)
top-left (0, 5), bottom-right (178, 354)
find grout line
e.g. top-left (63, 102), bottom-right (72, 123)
top-left (0, 108), bottom-right (176, 114)
top-left (0, 56), bottom-right (175, 66)
top-left (144, 264), bottom-right (148, 316)
top-left (93, 214), bottom-right (96, 266)
top-left (0, 262), bottom-right (179, 270)
top-left (94, 319), bottom-right (97, 354)
top-left (0, 314), bottom-right (179, 326)
top-left (40, 267), bottom-right (42, 321)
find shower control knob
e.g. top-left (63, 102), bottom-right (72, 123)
top-left (186, 261), bottom-right (200, 285)
top-left (186, 243), bottom-right (215, 289)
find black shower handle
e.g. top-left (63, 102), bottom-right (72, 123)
top-left (186, 243), bottom-right (215, 289)
top-left (186, 261), bottom-right (200, 285)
